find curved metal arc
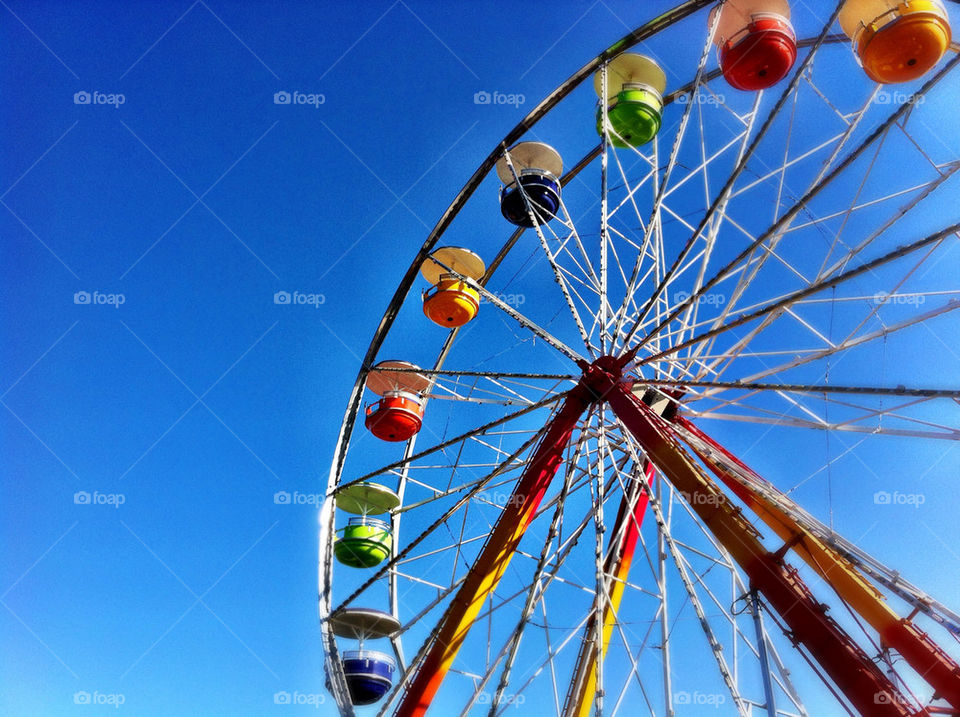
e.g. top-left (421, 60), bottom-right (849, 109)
top-left (323, 0), bottom-right (717, 508)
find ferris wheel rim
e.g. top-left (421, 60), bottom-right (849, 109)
top-left (319, 2), bottom-right (960, 714)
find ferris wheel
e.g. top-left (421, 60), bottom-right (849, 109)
top-left (318, 0), bottom-right (960, 715)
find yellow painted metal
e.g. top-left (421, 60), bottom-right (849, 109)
top-left (569, 544), bottom-right (636, 717)
top-left (395, 386), bottom-right (591, 717)
top-left (679, 422), bottom-right (893, 625)
top-left (677, 417), bottom-right (960, 710)
top-left (566, 467), bottom-right (651, 717)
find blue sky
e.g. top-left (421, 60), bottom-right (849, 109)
top-left (3, 1), bottom-right (960, 715)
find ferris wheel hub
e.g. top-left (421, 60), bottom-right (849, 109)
top-left (577, 354), bottom-right (627, 400)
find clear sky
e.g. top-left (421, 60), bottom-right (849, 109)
top-left (3, 1), bottom-right (960, 716)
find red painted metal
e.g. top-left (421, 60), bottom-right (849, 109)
top-left (563, 460), bottom-right (655, 716)
top-left (394, 379), bottom-right (596, 717)
top-left (389, 354), bottom-right (954, 715)
top-left (596, 364), bottom-right (923, 716)
top-left (677, 417), bottom-right (960, 713)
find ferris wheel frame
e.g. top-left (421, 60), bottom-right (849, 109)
top-left (318, 1), bottom-right (960, 715)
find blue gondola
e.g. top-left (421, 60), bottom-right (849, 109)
top-left (496, 142), bottom-right (564, 228)
top-left (342, 649), bottom-right (396, 705)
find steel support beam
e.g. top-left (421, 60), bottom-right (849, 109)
top-left (600, 368), bottom-right (923, 717)
top-left (676, 417), bottom-right (960, 713)
top-left (563, 461), bottom-right (655, 716)
top-left (394, 379), bottom-right (596, 717)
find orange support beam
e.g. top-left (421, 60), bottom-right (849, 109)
top-left (600, 372), bottom-right (924, 717)
top-left (564, 461), bottom-right (654, 716)
top-left (395, 382), bottom-right (595, 717)
top-left (676, 416), bottom-right (960, 713)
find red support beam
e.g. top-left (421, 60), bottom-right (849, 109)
top-left (395, 381), bottom-right (595, 717)
top-left (563, 461), bottom-right (654, 716)
top-left (599, 370), bottom-right (925, 717)
top-left (676, 417), bottom-right (960, 713)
